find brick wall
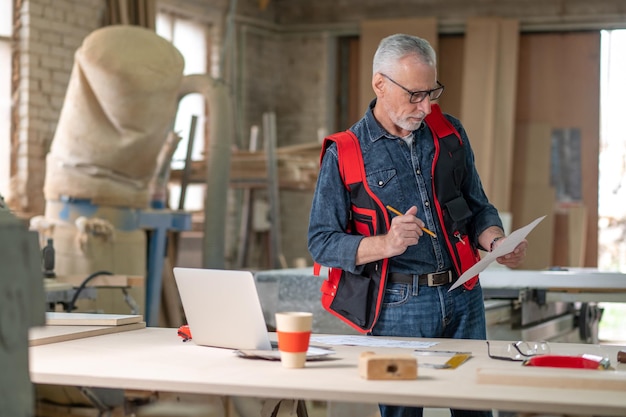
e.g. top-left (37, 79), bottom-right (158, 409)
top-left (274, 34), bottom-right (329, 266)
top-left (234, 27), bottom-right (330, 267)
top-left (11, 0), bottom-right (104, 216)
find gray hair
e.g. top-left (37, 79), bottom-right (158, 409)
top-left (372, 34), bottom-right (436, 76)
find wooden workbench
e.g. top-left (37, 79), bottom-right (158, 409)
top-left (29, 327), bottom-right (626, 416)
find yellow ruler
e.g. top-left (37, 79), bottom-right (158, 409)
top-left (414, 350), bottom-right (472, 369)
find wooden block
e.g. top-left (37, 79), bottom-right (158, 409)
top-left (358, 352), bottom-right (417, 380)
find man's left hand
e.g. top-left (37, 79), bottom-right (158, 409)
top-left (494, 239), bottom-right (528, 268)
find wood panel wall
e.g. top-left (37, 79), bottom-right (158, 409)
top-left (345, 27), bottom-right (600, 269)
top-left (515, 31), bottom-right (600, 267)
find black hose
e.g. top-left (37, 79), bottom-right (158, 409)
top-left (66, 270), bottom-right (114, 313)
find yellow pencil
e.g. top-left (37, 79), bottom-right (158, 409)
top-left (385, 205), bottom-right (437, 238)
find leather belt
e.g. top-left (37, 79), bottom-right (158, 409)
top-left (387, 271), bottom-right (455, 287)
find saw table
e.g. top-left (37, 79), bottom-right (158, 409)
top-left (480, 267), bottom-right (626, 344)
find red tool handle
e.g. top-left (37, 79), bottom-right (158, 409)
top-left (523, 355), bottom-right (606, 370)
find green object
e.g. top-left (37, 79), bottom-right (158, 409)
top-left (0, 208), bottom-right (46, 417)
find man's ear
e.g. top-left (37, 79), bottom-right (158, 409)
top-left (372, 73), bottom-right (385, 95)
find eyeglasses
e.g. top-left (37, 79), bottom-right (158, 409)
top-left (381, 73), bottom-right (445, 104)
top-left (486, 340), bottom-right (550, 362)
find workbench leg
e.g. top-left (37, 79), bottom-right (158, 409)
top-left (296, 400), bottom-right (309, 417)
top-left (269, 400), bottom-right (309, 417)
top-left (145, 227), bottom-right (167, 326)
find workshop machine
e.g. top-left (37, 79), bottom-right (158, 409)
top-left (254, 267), bottom-right (623, 344)
top-left (481, 267), bottom-right (617, 344)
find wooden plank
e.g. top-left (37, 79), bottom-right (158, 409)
top-left (553, 204), bottom-right (588, 267)
top-left (45, 312), bottom-right (143, 326)
top-left (56, 274), bottom-right (144, 288)
top-left (477, 367), bottom-right (626, 391)
top-left (236, 125), bottom-right (261, 268)
top-left (461, 18), bottom-right (519, 211)
top-left (491, 19), bottom-right (519, 212)
top-left (359, 18), bottom-right (438, 113)
top-left (263, 112), bottom-right (283, 269)
top-left (548, 288), bottom-right (626, 293)
top-left (510, 185), bottom-right (555, 270)
top-left (169, 142), bottom-right (321, 191)
top-left (460, 18), bottom-right (499, 195)
top-left (510, 123), bottom-right (555, 269)
top-left (567, 204), bottom-right (588, 267)
top-left (29, 321), bottom-right (146, 346)
top-left (44, 279), bottom-right (73, 292)
top-left (161, 256), bottom-right (183, 328)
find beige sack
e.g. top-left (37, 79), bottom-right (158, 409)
top-left (44, 25), bottom-right (185, 208)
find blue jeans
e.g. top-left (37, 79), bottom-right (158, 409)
top-left (371, 280), bottom-right (492, 417)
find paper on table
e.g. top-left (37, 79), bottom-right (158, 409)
top-left (310, 335), bottom-right (437, 349)
top-left (234, 346), bottom-right (336, 361)
top-left (448, 215), bottom-right (546, 292)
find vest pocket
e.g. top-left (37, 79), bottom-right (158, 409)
top-left (327, 270), bottom-right (374, 327)
top-left (445, 196), bottom-right (472, 224)
top-left (351, 206), bottom-right (377, 236)
top-left (453, 232), bottom-right (480, 290)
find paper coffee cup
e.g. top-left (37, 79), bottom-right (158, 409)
top-left (275, 312), bottom-right (313, 368)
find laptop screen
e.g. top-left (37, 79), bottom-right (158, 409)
top-left (173, 267), bottom-right (273, 351)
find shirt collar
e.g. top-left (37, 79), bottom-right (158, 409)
top-left (363, 99), bottom-right (426, 143)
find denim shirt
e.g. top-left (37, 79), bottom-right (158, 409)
top-left (308, 100), bottom-right (503, 276)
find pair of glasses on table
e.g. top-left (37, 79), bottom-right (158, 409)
top-left (486, 340), bottom-right (550, 361)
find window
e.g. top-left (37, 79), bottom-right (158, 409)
top-left (0, 0), bottom-right (12, 196)
top-left (156, 12), bottom-right (209, 211)
top-left (598, 29), bottom-right (626, 342)
top-left (599, 29), bottom-right (626, 272)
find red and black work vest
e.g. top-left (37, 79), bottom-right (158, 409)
top-left (313, 104), bottom-right (480, 334)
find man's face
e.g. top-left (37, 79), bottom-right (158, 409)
top-left (374, 56), bottom-right (438, 136)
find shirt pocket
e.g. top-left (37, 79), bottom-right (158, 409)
top-left (366, 168), bottom-right (403, 204)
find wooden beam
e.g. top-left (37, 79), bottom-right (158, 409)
top-left (461, 18), bottom-right (519, 212)
top-left (511, 123), bottom-right (555, 269)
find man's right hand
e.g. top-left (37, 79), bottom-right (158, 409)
top-left (355, 206), bottom-right (425, 266)
top-left (385, 206), bottom-right (424, 257)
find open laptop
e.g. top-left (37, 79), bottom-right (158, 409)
top-left (173, 267), bottom-right (274, 350)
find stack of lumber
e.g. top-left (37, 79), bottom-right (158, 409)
top-left (169, 142), bottom-right (321, 191)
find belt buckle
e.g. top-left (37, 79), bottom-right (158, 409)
top-left (427, 271), bottom-right (450, 286)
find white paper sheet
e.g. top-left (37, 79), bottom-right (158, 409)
top-left (310, 335), bottom-right (438, 349)
top-left (448, 215), bottom-right (546, 292)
